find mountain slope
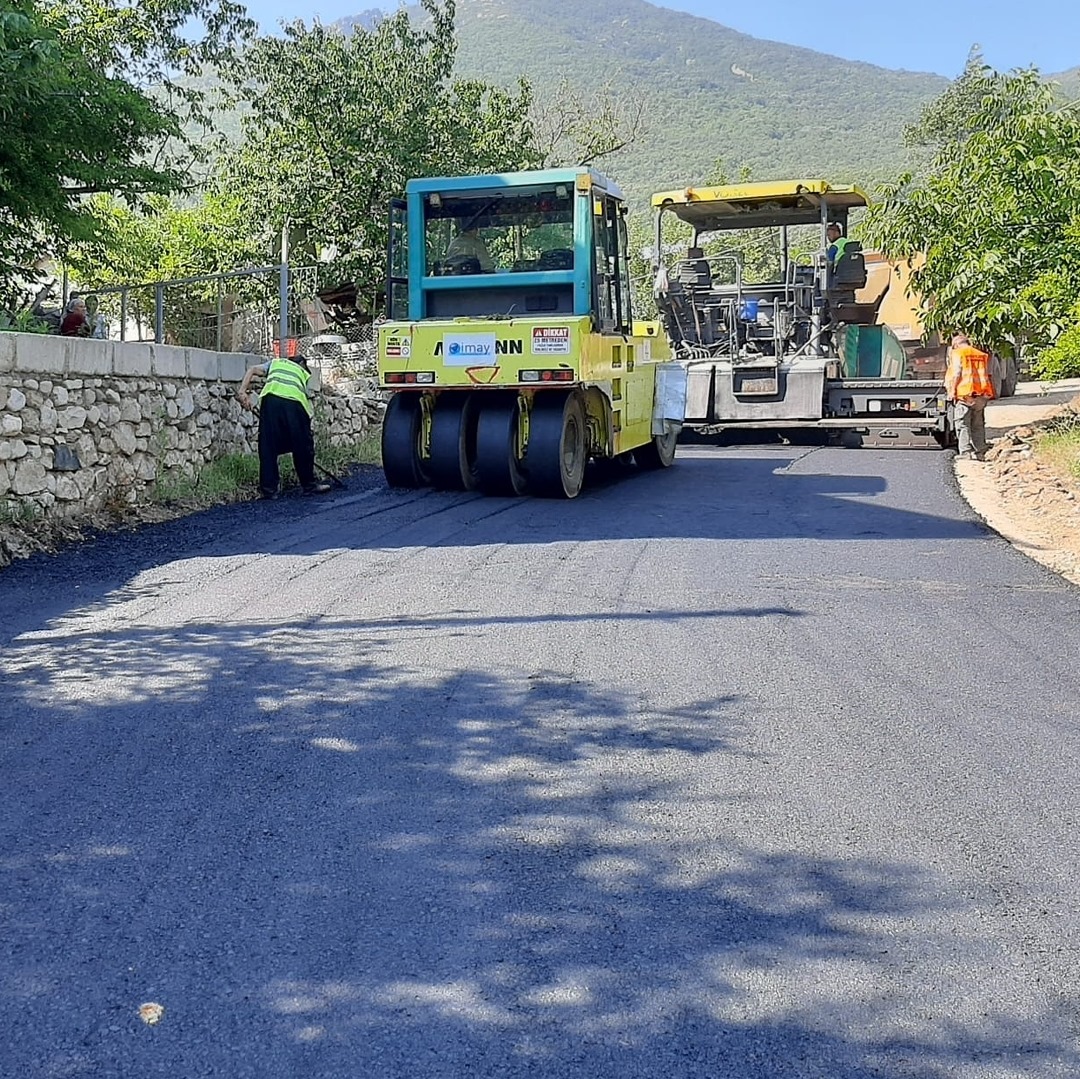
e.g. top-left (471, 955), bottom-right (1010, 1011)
top-left (1053, 66), bottom-right (1080, 98)
top-left (449, 0), bottom-right (949, 200)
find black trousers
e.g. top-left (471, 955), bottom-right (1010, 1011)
top-left (258, 393), bottom-right (316, 493)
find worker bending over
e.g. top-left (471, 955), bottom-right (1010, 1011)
top-left (238, 354), bottom-right (332, 500)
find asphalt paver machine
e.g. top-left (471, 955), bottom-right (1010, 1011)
top-left (650, 180), bottom-right (950, 446)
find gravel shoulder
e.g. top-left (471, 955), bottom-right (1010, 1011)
top-left (954, 379), bottom-right (1080, 587)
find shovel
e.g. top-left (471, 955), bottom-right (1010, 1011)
top-left (314, 460), bottom-right (347, 489)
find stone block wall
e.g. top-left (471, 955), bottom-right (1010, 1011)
top-left (0, 333), bottom-right (372, 519)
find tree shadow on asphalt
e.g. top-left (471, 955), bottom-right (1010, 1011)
top-left (0, 449), bottom-right (996, 647)
top-left (1, 617), bottom-right (1076, 1078)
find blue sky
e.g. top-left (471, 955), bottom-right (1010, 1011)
top-left (665, 0), bottom-right (1078, 77)
top-left (244, 0), bottom-right (1079, 79)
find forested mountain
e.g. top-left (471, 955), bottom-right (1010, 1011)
top-left (1055, 67), bottom-right (1080, 98)
top-left (229, 0), bottom-right (1075, 207)
top-left (329, 8), bottom-right (383, 34)
top-left (446, 0), bottom-right (950, 201)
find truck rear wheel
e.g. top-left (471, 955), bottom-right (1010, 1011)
top-left (382, 393), bottom-right (430, 488)
top-left (1002, 355), bottom-right (1020, 398)
top-left (429, 394), bottom-right (479, 491)
top-left (634, 425), bottom-right (679, 470)
top-left (475, 395), bottom-right (527, 496)
top-left (526, 391), bottom-right (587, 499)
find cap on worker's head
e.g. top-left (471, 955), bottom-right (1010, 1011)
top-left (827, 222), bottom-right (842, 233)
top-left (952, 332), bottom-right (970, 346)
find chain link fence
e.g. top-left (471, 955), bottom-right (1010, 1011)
top-left (83, 264), bottom-right (378, 363)
top-left (301, 320), bottom-right (384, 400)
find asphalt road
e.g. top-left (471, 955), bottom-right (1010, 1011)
top-left (2, 444), bottom-right (1080, 1078)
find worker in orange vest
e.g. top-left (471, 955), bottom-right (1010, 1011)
top-left (945, 332), bottom-right (996, 460)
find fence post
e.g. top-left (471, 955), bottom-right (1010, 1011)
top-left (279, 223), bottom-right (290, 358)
top-left (278, 263), bottom-right (290, 358)
top-left (216, 283), bottom-right (224, 353)
top-left (120, 289), bottom-right (128, 342)
top-left (154, 284), bottom-right (165, 344)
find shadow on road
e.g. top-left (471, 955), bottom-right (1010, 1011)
top-left (1, 616), bottom-right (1075, 1077)
top-left (0, 448), bottom-right (988, 647)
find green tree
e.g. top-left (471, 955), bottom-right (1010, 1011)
top-left (63, 189), bottom-right (266, 343)
top-left (38, 0), bottom-right (253, 149)
top-left (224, 0), bottom-right (538, 311)
top-left (0, 0), bottom-right (253, 305)
top-left (68, 189), bottom-right (260, 286)
top-left (1, 3), bottom-right (170, 299)
top-left (865, 58), bottom-right (1080, 371)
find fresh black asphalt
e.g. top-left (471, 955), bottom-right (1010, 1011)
top-left (2, 444), bottom-right (1079, 1078)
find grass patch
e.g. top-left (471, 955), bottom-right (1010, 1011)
top-left (154, 452), bottom-right (261, 504)
top-left (0, 500), bottom-right (42, 525)
top-left (153, 430), bottom-right (382, 506)
top-left (318, 429), bottom-right (382, 474)
top-left (1035, 413), bottom-right (1080, 482)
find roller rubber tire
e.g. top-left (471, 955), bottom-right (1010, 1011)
top-left (429, 394), bottom-right (479, 491)
top-left (474, 396), bottom-right (528, 496)
top-left (525, 391), bottom-right (587, 499)
top-left (634, 425), bottom-right (680, 470)
top-left (381, 393), bottom-right (429, 488)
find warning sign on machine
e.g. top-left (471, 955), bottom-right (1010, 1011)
top-left (531, 327), bottom-right (571, 356)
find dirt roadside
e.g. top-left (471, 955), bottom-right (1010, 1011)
top-left (954, 379), bottom-right (1080, 587)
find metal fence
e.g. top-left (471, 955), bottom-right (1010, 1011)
top-left (86, 264), bottom-right (342, 358)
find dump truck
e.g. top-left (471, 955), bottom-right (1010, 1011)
top-left (650, 180), bottom-right (952, 446)
top-left (376, 168), bottom-right (686, 498)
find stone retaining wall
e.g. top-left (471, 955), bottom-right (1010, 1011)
top-left (0, 332), bottom-right (371, 519)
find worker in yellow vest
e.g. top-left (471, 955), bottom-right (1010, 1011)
top-left (238, 354), bottom-right (331, 500)
top-left (825, 222), bottom-right (851, 268)
top-left (945, 333), bottom-right (996, 460)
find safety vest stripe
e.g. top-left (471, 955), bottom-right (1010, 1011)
top-left (265, 372), bottom-right (306, 391)
top-left (262, 360), bottom-right (313, 416)
top-left (953, 347), bottom-right (995, 398)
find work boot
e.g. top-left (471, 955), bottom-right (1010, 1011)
top-left (259, 488), bottom-right (279, 501)
top-left (304, 482), bottom-right (332, 495)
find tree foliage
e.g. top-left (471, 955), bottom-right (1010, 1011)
top-left (0, 0), bottom-right (253, 304)
top-left (68, 191), bottom-right (257, 287)
top-left (865, 57), bottom-right (1080, 371)
top-left (74, 190), bottom-right (277, 345)
top-left (222, 0), bottom-right (539, 307)
top-left (1, 2), bottom-right (171, 295)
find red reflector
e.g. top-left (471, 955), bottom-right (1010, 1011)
top-left (385, 372), bottom-right (405, 384)
top-left (405, 373), bottom-right (417, 383)
top-left (541, 370), bottom-right (553, 381)
top-left (554, 370), bottom-right (574, 381)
